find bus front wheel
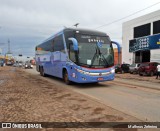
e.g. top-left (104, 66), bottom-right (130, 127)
top-left (63, 70), bottom-right (71, 85)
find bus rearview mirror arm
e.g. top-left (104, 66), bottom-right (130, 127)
top-left (111, 41), bottom-right (121, 65)
top-left (68, 38), bottom-right (78, 51)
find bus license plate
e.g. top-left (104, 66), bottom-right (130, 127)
top-left (98, 78), bottom-right (103, 81)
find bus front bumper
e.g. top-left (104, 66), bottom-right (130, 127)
top-left (70, 72), bottom-right (115, 83)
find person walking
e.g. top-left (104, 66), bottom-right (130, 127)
top-left (156, 64), bottom-right (160, 79)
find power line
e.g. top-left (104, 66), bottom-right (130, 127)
top-left (95, 2), bottom-right (160, 29)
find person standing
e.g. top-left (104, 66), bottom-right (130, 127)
top-left (156, 64), bottom-right (160, 79)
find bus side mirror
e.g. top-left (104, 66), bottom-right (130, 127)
top-left (111, 41), bottom-right (121, 65)
top-left (68, 38), bottom-right (78, 51)
top-left (111, 41), bottom-right (121, 53)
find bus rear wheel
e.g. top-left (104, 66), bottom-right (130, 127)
top-left (40, 67), bottom-right (46, 77)
top-left (63, 70), bottom-right (71, 85)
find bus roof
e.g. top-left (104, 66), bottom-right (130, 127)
top-left (37, 28), bottom-right (108, 47)
top-left (64, 28), bottom-right (108, 36)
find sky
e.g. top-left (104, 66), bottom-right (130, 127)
top-left (0, 0), bottom-right (160, 58)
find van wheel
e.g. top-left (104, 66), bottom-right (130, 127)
top-left (63, 70), bottom-right (71, 85)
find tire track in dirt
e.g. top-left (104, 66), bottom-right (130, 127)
top-left (0, 67), bottom-right (141, 131)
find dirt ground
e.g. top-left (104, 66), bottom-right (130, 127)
top-left (0, 66), bottom-right (149, 131)
top-left (115, 72), bottom-right (160, 83)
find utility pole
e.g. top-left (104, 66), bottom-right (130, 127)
top-left (8, 39), bottom-right (11, 54)
top-left (0, 27), bottom-right (1, 55)
top-left (0, 48), bottom-right (2, 54)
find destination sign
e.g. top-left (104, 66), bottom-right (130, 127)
top-left (76, 34), bottom-right (109, 44)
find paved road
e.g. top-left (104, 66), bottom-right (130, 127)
top-left (26, 67), bottom-right (160, 122)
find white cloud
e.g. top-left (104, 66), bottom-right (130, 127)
top-left (0, 0), bottom-right (160, 55)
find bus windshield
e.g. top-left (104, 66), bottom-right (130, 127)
top-left (75, 34), bottom-right (114, 68)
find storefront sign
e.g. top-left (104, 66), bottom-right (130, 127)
top-left (129, 34), bottom-right (160, 52)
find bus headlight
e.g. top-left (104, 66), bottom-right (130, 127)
top-left (75, 68), bottom-right (90, 75)
top-left (111, 68), bottom-right (115, 73)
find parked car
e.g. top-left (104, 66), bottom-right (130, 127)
top-left (18, 61), bottom-right (23, 67)
top-left (13, 61), bottom-right (24, 67)
top-left (129, 63), bottom-right (140, 74)
top-left (24, 61), bottom-right (33, 69)
top-left (6, 60), bottom-right (13, 66)
top-left (138, 62), bottom-right (159, 76)
top-left (13, 63), bottom-right (18, 67)
top-left (115, 64), bottom-right (130, 73)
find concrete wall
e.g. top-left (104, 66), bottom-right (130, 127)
top-left (122, 10), bottom-right (160, 64)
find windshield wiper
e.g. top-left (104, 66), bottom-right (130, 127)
top-left (90, 45), bottom-right (109, 68)
top-left (101, 53), bottom-right (109, 67)
top-left (78, 62), bottom-right (90, 67)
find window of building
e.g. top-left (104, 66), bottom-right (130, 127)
top-left (134, 23), bottom-right (151, 38)
top-left (153, 20), bottom-right (160, 34)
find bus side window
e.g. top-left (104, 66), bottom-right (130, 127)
top-left (54, 35), bottom-right (64, 52)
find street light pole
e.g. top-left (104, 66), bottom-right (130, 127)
top-left (0, 48), bottom-right (2, 54)
top-left (0, 27), bottom-right (3, 55)
top-left (73, 23), bottom-right (79, 28)
top-left (8, 39), bottom-right (11, 54)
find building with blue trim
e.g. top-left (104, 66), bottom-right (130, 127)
top-left (122, 10), bottom-right (160, 64)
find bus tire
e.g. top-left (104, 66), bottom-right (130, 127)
top-left (36, 65), bottom-right (40, 72)
top-left (40, 67), bottom-right (46, 77)
top-left (63, 70), bottom-right (71, 85)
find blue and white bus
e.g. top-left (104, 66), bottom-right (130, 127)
top-left (35, 28), bottom-right (119, 84)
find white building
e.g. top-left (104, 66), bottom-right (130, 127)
top-left (122, 10), bottom-right (160, 64)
